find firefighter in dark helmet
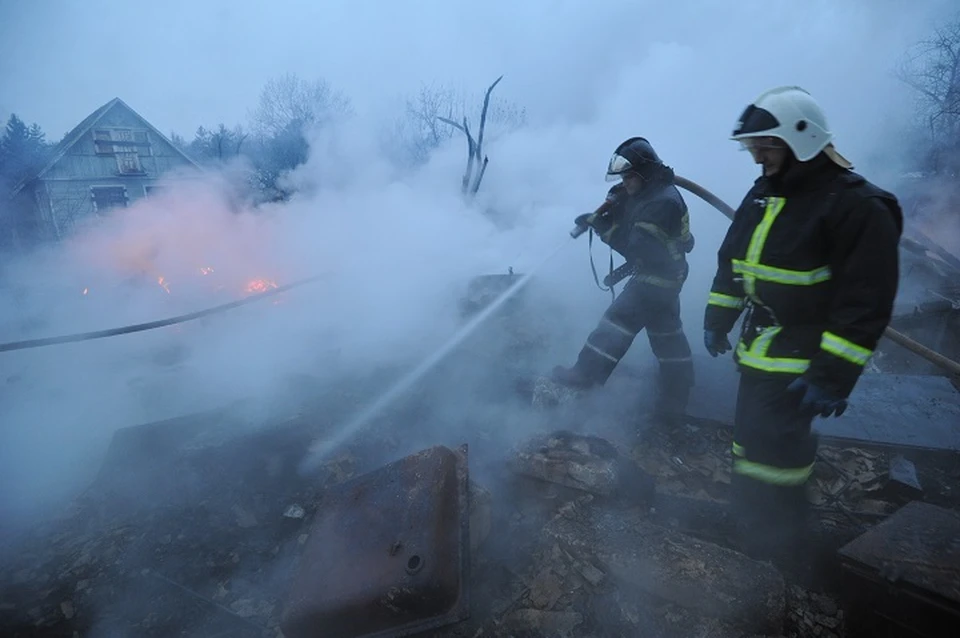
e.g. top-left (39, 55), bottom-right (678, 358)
top-left (704, 86), bottom-right (903, 561)
top-left (552, 137), bottom-right (696, 424)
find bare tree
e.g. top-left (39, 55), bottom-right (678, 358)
top-left (398, 84), bottom-right (462, 165)
top-left (439, 76), bottom-right (504, 199)
top-left (246, 73), bottom-right (353, 200)
top-left (898, 15), bottom-right (960, 174)
top-left (250, 73), bottom-right (352, 140)
top-left (388, 76), bottom-right (527, 186)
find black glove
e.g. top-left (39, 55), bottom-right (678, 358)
top-left (704, 330), bottom-right (732, 357)
top-left (787, 377), bottom-right (848, 417)
top-left (574, 212), bottom-right (614, 240)
top-left (574, 213), bottom-right (595, 229)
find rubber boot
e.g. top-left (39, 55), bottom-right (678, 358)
top-left (550, 364), bottom-right (597, 390)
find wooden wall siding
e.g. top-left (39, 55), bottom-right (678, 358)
top-left (10, 99), bottom-right (202, 245)
top-left (44, 105), bottom-right (193, 181)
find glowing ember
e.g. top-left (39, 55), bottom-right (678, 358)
top-left (157, 276), bottom-right (171, 294)
top-left (245, 278), bottom-right (279, 294)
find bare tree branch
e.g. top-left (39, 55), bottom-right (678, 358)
top-left (251, 73), bottom-right (352, 140)
top-left (474, 75), bottom-right (503, 178)
top-left (437, 116), bottom-right (466, 134)
top-left (897, 14), bottom-right (960, 174)
top-left (471, 156), bottom-right (489, 196)
top-left (436, 75), bottom-right (507, 199)
top-left (390, 77), bottom-right (525, 174)
top-left (461, 117), bottom-right (475, 195)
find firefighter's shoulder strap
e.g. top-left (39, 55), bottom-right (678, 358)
top-left (588, 228), bottom-right (616, 302)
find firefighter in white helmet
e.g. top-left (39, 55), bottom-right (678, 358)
top-left (704, 86), bottom-right (903, 563)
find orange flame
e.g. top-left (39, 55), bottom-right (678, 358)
top-left (157, 276), bottom-right (171, 294)
top-left (245, 278), bottom-right (279, 295)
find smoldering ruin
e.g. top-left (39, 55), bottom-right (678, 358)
top-left (2, 255), bottom-right (959, 637)
top-left (3, 2), bottom-right (960, 638)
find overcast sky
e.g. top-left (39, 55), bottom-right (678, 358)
top-left (0, 0), bottom-right (951, 143)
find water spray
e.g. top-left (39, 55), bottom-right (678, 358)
top-left (297, 238), bottom-right (572, 475)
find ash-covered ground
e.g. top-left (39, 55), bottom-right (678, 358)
top-left (1, 277), bottom-right (958, 638)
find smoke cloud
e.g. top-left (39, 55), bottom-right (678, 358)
top-left (0, 0), bottom-right (952, 535)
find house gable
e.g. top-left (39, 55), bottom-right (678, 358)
top-left (10, 97), bottom-right (201, 196)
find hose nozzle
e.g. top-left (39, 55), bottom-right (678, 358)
top-left (570, 223), bottom-right (589, 239)
top-left (569, 201), bottom-right (614, 240)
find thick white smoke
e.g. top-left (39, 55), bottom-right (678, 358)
top-left (0, 0), bottom-right (951, 528)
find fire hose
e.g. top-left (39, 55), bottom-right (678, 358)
top-left (0, 275), bottom-right (325, 353)
top-left (570, 176), bottom-right (960, 378)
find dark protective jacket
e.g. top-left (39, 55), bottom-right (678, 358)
top-left (704, 154), bottom-right (903, 398)
top-left (591, 167), bottom-right (694, 288)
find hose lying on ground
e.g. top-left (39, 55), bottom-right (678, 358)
top-left (0, 275), bottom-right (325, 354)
top-left (673, 175), bottom-right (960, 378)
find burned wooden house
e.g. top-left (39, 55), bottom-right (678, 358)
top-left (8, 97), bottom-right (201, 245)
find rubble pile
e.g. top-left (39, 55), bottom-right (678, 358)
top-left (2, 400), bottom-right (958, 637)
top-left (808, 447), bottom-right (894, 518)
top-left (490, 432), bottom-right (790, 637)
top-left (786, 585), bottom-right (845, 638)
top-left (632, 424), bottom-right (733, 502)
top-left (0, 421), bottom-right (360, 637)
top-left (508, 431), bottom-right (623, 497)
top-left (631, 422), bottom-right (938, 525)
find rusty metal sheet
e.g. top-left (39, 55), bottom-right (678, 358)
top-left (839, 501), bottom-right (960, 605)
top-left (281, 444), bottom-right (471, 638)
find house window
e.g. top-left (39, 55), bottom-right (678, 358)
top-left (93, 128), bottom-right (150, 174)
top-left (94, 130), bottom-right (114, 154)
top-left (117, 151), bottom-right (143, 174)
top-left (91, 186), bottom-right (128, 213)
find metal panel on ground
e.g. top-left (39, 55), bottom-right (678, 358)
top-left (838, 501), bottom-right (960, 637)
top-left (280, 444), bottom-right (471, 638)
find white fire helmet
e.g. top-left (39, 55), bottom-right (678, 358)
top-left (731, 86), bottom-right (852, 169)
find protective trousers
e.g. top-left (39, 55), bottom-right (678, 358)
top-left (730, 370), bottom-right (818, 562)
top-left (572, 277), bottom-right (694, 415)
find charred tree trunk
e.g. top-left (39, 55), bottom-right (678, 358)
top-left (438, 75), bottom-right (503, 201)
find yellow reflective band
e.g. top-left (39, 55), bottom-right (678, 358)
top-left (635, 221), bottom-right (683, 261)
top-left (741, 197), bottom-right (785, 300)
top-left (585, 341), bottom-right (619, 363)
top-left (736, 326), bottom-right (811, 374)
top-left (708, 292), bottom-right (745, 310)
top-left (821, 331), bottom-right (873, 366)
top-left (635, 221), bottom-right (670, 242)
top-left (601, 318), bottom-right (636, 338)
top-left (733, 458), bottom-right (814, 486)
top-left (731, 261), bottom-right (832, 286)
top-left (732, 442), bottom-right (746, 457)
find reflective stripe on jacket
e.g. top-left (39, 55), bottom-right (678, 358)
top-left (704, 155), bottom-right (903, 397)
top-left (595, 172), bottom-right (694, 289)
